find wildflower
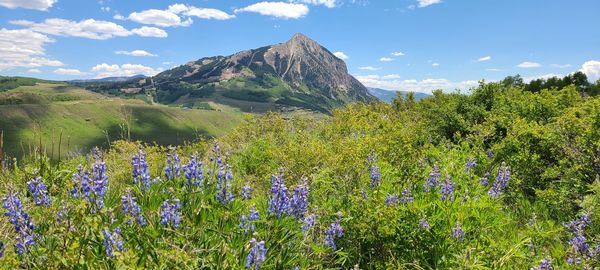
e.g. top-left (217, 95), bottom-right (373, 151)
top-left (531, 257), bottom-right (553, 270)
top-left (132, 149), bottom-right (151, 190)
top-left (184, 155), bottom-right (203, 188)
top-left (486, 150), bottom-right (494, 158)
top-left (564, 213), bottom-right (592, 259)
top-left (267, 174), bottom-right (290, 217)
top-left (239, 207), bottom-right (260, 235)
top-left (27, 176), bottom-right (51, 207)
top-left (289, 183), bottom-right (309, 218)
top-left (2, 192), bottom-right (36, 254)
top-left (90, 157), bottom-right (109, 210)
top-left (479, 172), bottom-right (490, 186)
top-left (71, 165), bottom-right (91, 199)
top-left (216, 170), bottom-right (234, 204)
top-left (360, 189), bottom-right (368, 202)
top-left (56, 204), bottom-right (70, 223)
top-left (528, 213), bottom-right (537, 227)
top-left (424, 164), bottom-right (441, 191)
top-left (164, 148), bottom-right (181, 181)
top-left (464, 157), bottom-right (477, 172)
top-left (301, 214), bottom-right (316, 231)
top-left (160, 198), bottom-right (182, 229)
top-left (121, 189), bottom-right (146, 226)
top-left (400, 188), bottom-right (413, 205)
top-left (452, 222), bottom-right (464, 242)
top-left (242, 184), bottom-right (252, 200)
top-left (246, 238), bottom-right (267, 269)
top-left (325, 219), bottom-right (344, 250)
top-left (102, 227), bottom-right (124, 257)
top-left (369, 165), bottom-right (380, 187)
top-left (440, 175), bottom-right (455, 201)
top-left (488, 162), bottom-right (511, 198)
top-left (385, 194), bottom-right (398, 206)
top-left (419, 217), bottom-right (430, 230)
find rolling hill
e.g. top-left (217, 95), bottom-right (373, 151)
top-left (367, 87), bottom-right (430, 103)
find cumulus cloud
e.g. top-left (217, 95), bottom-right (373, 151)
top-left (168, 4), bottom-right (235, 20)
top-left (292, 0), bottom-right (337, 8)
top-left (477, 56), bottom-right (491, 62)
top-left (358, 66), bottom-right (380, 71)
top-left (391, 52), bottom-right (405, 56)
top-left (28, 68), bottom-right (41, 73)
top-left (333, 51), bottom-right (348, 60)
top-left (550, 63), bottom-right (572, 68)
top-left (432, 62), bottom-right (439, 67)
top-left (380, 57), bottom-right (393, 62)
top-left (0, 28), bottom-right (63, 70)
top-left (128, 9), bottom-right (193, 27)
top-left (11, 19), bottom-right (168, 39)
top-left (131, 26), bottom-right (168, 38)
top-left (356, 75), bottom-right (478, 94)
top-left (235, 2), bottom-right (309, 19)
top-left (417, 0), bottom-right (442, 8)
top-left (517, 61), bottom-right (542, 68)
top-left (0, 0), bottom-right (57, 10)
top-left (91, 63), bottom-right (161, 78)
top-left (580, 60), bottom-right (600, 81)
top-left (54, 68), bottom-right (83, 75)
top-left (115, 50), bottom-right (157, 57)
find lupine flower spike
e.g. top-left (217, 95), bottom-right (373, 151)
top-left (102, 227), bottom-right (124, 257)
top-left (452, 222), bottom-right (465, 242)
top-left (184, 154), bottom-right (203, 188)
top-left (488, 162), bottom-right (511, 198)
top-left (267, 173), bottom-right (289, 217)
top-left (27, 175), bottom-right (51, 207)
top-left (301, 214), bottom-right (316, 231)
top-left (121, 189), bottom-right (146, 226)
top-left (132, 148), bottom-right (151, 190)
top-left (289, 181), bottom-right (309, 218)
top-left (424, 164), bottom-right (441, 191)
top-left (242, 184), bottom-right (252, 200)
top-left (2, 192), bottom-right (37, 254)
top-left (246, 238), bottom-right (267, 269)
top-left (164, 148), bottom-right (181, 181)
top-left (325, 219), bottom-right (343, 250)
top-left (239, 207), bottom-right (260, 235)
top-left (160, 197), bottom-right (182, 229)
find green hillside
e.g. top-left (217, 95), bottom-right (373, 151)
top-left (0, 82), bottom-right (244, 158)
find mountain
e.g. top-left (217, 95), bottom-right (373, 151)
top-left (94, 34), bottom-right (375, 113)
top-left (71, 75), bottom-right (146, 83)
top-left (367, 87), bottom-right (430, 103)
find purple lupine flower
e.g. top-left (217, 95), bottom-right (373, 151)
top-left (385, 194), bottom-right (398, 206)
top-left (301, 214), bottom-right (316, 231)
top-left (242, 184), bottom-right (252, 200)
top-left (369, 165), bottom-right (381, 187)
top-left (2, 192), bottom-right (36, 254)
top-left (216, 170), bottom-right (234, 204)
top-left (246, 238), bottom-right (267, 269)
top-left (488, 162), bottom-right (511, 198)
top-left (132, 149), bottom-right (151, 190)
top-left (56, 204), bottom-right (70, 223)
top-left (440, 175), bottom-right (455, 201)
top-left (564, 213), bottom-right (592, 259)
top-left (325, 219), bottom-right (343, 250)
top-left (479, 172), bottom-right (490, 186)
top-left (267, 174), bottom-right (289, 217)
top-left (102, 227), bottom-right (124, 257)
top-left (121, 189), bottom-right (146, 226)
top-left (289, 183), bottom-right (309, 218)
top-left (486, 150), bottom-right (494, 158)
top-left (400, 188), bottom-right (413, 205)
top-left (239, 207), bottom-right (260, 235)
top-left (164, 148), bottom-right (181, 181)
top-left (424, 164), bottom-right (441, 191)
top-left (360, 189), bottom-right (368, 202)
top-left (160, 198), bottom-right (182, 229)
top-left (452, 222), bottom-right (464, 242)
top-left (90, 156), bottom-right (109, 211)
top-left (27, 176), bottom-right (51, 207)
top-left (531, 257), bottom-right (553, 270)
top-left (71, 165), bottom-right (91, 199)
top-left (464, 157), bottom-right (477, 172)
top-left (184, 155), bottom-right (203, 188)
top-left (419, 217), bottom-right (430, 230)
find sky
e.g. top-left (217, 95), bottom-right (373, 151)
top-left (1, 0), bottom-right (599, 94)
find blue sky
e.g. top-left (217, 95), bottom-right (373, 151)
top-left (1, 0), bottom-right (599, 93)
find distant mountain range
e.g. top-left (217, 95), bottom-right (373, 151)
top-left (83, 33), bottom-right (375, 113)
top-left (70, 75), bottom-right (146, 83)
top-left (367, 87), bottom-right (430, 103)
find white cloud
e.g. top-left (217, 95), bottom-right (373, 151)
top-left (100, 6), bottom-right (110, 12)
top-left (169, 4), bottom-right (235, 20)
top-left (550, 63), bottom-right (572, 68)
top-left (235, 2), bottom-right (309, 19)
top-left (432, 62), bottom-right (439, 67)
top-left (382, 74), bottom-right (401, 79)
top-left (0, 0), bottom-right (57, 10)
top-left (580, 60), bottom-right (600, 81)
top-left (486, 68), bottom-right (502, 72)
top-left (517, 61), bottom-right (542, 68)
top-left (358, 66), bottom-right (380, 71)
top-left (92, 63), bottom-right (160, 78)
top-left (380, 57), bottom-right (393, 62)
top-left (477, 56), bottom-right (491, 62)
top-left (11, 19), bottom-right (168, 39)
top-left (28, 68), bottom-right (41, 73)
top-left (292, 0), bottom-right (337, 8)
top-left (333, 51), bottom-right (348, 60)
top-left (0, 28), bottom-right (63, 70)
top-left (417, 0), bottom-right (442, 8)
top-left (128, 9), bottom-right (193, 27)
top-left (113, 14), bottom-right (125, 20)
top-left (391, 52), bottom-right (405, 56)
top-left (54, 68), bottom-right (83, 76)
top-left (131, 26), bottom-right (168, 38)
top-left (115, 50), bottom-right (157, 57)
top-left (357, 75), bottom-right (478, 94)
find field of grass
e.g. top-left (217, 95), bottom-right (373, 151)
top-left (0, 83), bottom-right (244, 158)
